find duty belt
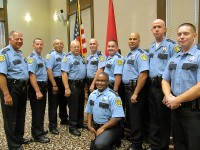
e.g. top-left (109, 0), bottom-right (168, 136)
top-left (37, 81), bottom-right (47, 88)
top-left (92, 122), bottom-right (104, 130)
top-left (124, 80), bottom-right (137, 90)
top-left (7, 78), bottom-right (28, 86)
top-left (68, 79), bottom-right (84, 85)
top-left (181, 98), bottom-right (200, 111)
top-left (150, 76), bottom-right (162, 87)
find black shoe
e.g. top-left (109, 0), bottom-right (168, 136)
top-left (19, 138), bottom-right (32, 144)
top-left (60, 119), bottom-right (69, 125)
top-left (50, 128), bottom-right (59, 135)
top-left (69, 128), bottom-right (81, 136)
top-left (77, 123), bottom-right (88, 129)
top-left (43, 130), bottom-right (48, 135)
top-left (34, 136), bottom-right (50, 143)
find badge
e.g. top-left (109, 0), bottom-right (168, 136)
top-left (0, 55), bottom-right (5, 62)
top-left (27, 58), bottom-right (34, 64)
top-left (189, 56), bottom-right (195, 62)
top-left (62, 57), bottom-right (67, 63)
top-left (116, 99), bottom-right (122, 106)
top-left (174, 45), bottom-right (180, 53)
top-left (140, 54), bottom-right (148, 61)
top-left (117, 59), bottom-right (123, 66)
top-left (162, 47), bottom-right (166, 53)
top-left (46, 54), bottom-right (51, 60)
top-left (99, 56), bottom-right (104, 62)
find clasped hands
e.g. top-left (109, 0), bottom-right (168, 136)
top-left (163, 94), bottom-right (181, 110)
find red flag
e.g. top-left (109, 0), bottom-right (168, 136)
top-left (74, 0), bottom-right (87, 56)
top-left (105, 0), bottom-right (118, 56)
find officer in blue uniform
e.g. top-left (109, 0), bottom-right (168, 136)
top-left (162, 23), bottom-right (200, 150)
top-left (27, 38), bottom-right (50, 143)
top-left (86, 72), bottom-right (125, 150)
top-left (148, 19), bottom-right (179, 150)
top-left (86, 38), bottom-right (106, 95)
top-left (123, 33), bottom-right (149, 150)
top-left (0, 31), bottom-right (30, 150)
top-left (45, 39), bottom-right (68, 135)
top-left (61, 40), bottom-right (86, 136)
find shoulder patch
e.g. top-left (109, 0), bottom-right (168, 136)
top-left (140, 54), bottom-right (148, 61)
top-left (62, 57), bottom-right (68, 63)
top-left (46, 54), bottom-right (51, 60)
top-left (167, 39), bottom-right (176, 44)
top-left (0, 55), bottom-right (5, 62)
top-left (174, 45), bottom-right (180, 53)
top-left (117, 59), bottom-right (123, 65)
top-left (115, 99), bottom-right (122, 106)
top-left (137, 49), bottom-right (144, 53)
top-left (27, 57), bottom-right (34, 64)
top-left (1, 47), bottom-right (10, 54)
top-left (99, 55), bottom-right (104, 62)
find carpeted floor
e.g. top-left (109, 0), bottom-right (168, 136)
top-left (0, 100), bottom-right (131, 150)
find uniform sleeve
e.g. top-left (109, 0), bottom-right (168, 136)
top-left (0, 53), bottom-right (8, 75)
top-left (85, 95), bottom-right (93, 114)
top-left (61, 56), bottom-right (71, 73)
top-left (98, 54), bottom-right (106, 69)
top-left (113, 58), bottom-right (123, 75)
top-left (138, 53), bottom-right (149, 73)
top-left (45, 53), bottom-right (55, 69)
top-left (162, 60), bottom-right (171, 81)
top-left (27, 57), bottom-right (37, 74)
top-left (110, 96), bottom-right (125, 118)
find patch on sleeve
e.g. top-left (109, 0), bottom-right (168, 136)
top-left (46, 54), bottom-right (51, 60)
top-left (140, 54), bottom-right (148, 61)
top-left (99, 55), bottom-right (104, 62)
top-left (174, 45), bottom-right (180, 53)
top-left (62, 57), bottom-right (67, 63)
top-left (0, 55), bottom-right (5, 62)
top-left (27, 58), bottom-right (34, 64)
top-left (117, 59), bottom-right (123, 66)
top-left (116, 99), bottom-right (122, 106)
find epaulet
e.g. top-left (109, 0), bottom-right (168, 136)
top-left (97, 50), bottom-right (102, 56)
top-left (167, 39), bottom-right (176, 44)
top-left (137, 48), bottom-right (144, 53)
top-left (109, 89), bottom-right (118, 96)
top-left (48, 50), bottom-right (54, 54)
top-left (1, 47), bottom-right (10, 54)
top-left (30, 53), bottom-right (35, 57)
top-left (116, 53), bottom-right (121, 58)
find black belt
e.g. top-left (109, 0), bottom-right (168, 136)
top-left (150, 76), bottom-right (162, 84)
top-left (54, 76), bottom-right (62, 82)
top-left (68, 79), bottom-right (84, 85)
top-left (92, 122), bottom-right (104, 129)
top-left (7, 78), bottom-right (28, 86)
top-left (37, 81), bottom-right (47, 87)
top-left (181, 99), bottom-right (200, 110)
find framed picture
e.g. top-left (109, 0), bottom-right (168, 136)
top-left (0, 0), bottom-right (3, 9)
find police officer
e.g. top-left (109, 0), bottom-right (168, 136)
top-left (61, 40), bottom-right (86, 136)
top-left (86, 38), bottom-right (106, 95)
top-left (27, 38), bottom-right (50, 143)
top-left (0, 31), bottom-right (30, 150)
top-left (162, 23), bottom-right (200, 150)
top-left (104, 40), bottom-right (124, 97)
top-left (148, 19), bottom-right (179, 150)
top-left (86, 72), bottom-right (125, 150)
top-left (123, 33), bottom-right (149, 150)
top-left (45, 39), bottom-right (68, 135)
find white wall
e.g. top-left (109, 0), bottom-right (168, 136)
top-left (7, 0), bottom-right (157, 57)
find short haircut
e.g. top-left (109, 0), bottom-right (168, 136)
top-left (98, 72), bottom-right (109, 81)
top-left (33, 38), bottom-right (43, 44)
top-left (178, 23), bottom-right (196, 33)
top-left (108, 39), bottom-right (118, 46)
top-left (9, 30), bottom-right (22, 38)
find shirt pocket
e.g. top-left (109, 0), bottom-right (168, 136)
top-left (181, 63), bottom-right (198, 81)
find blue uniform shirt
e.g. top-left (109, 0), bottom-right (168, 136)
top-left (86, 51), bottom-right (106, 78)
top-left (104, 53), bottom-right (124, 82)
top-left (149, 37), bottom-right (179, 78)
top-left (122, 48), bottom-right (149, 84)
top-left (27, 51), bottom-right (47, 81)
top-left (61, 53), bottom-right (86, 80)
top-left (85, 87), bottom-right (125, 124)
top-left (163, 44), bottom-right (200, 96)
top-left (45, 50), bottom-right (66, 77)
top-left (0, 45), bottom-right (28, 80)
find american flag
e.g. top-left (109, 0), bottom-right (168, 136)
top-left (74, 0), bottom-right (87, 56)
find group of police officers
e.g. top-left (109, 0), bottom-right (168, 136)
top-left (0, 19), bottom-right (200, 150)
